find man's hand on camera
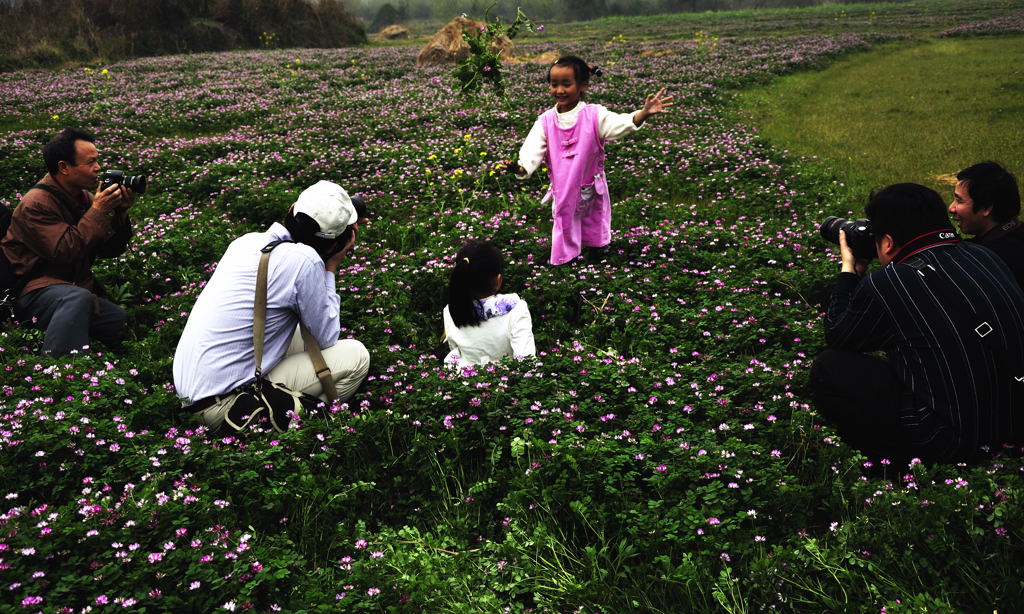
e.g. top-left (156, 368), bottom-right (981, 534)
top-left (326, 224), bottom-right (358, 273)
top-left (839, 230), bottom-right (868, 276)
top-left (92, 183), bottom-right (132, 214)
top-left (117, 185), bottom-right (136, 210)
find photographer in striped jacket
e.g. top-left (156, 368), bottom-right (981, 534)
top-left (811, 183), bottom-right (1024, 463)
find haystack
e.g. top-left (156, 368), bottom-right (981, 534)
top-left (640, 48), bottom-right (678, 58)
top-left (528, 51), bottom-right (560, 64)
top-left (416, 16), bottom-right (515, 65)
top-left (379, 25), bottom-right (410, 40)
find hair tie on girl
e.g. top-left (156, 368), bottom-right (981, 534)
top-left (589, 65), bottom-right (603, 77)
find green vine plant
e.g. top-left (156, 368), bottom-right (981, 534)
top-left (453, 7), bottom-right (541, 99)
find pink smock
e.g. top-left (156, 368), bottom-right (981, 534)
top-left (540, 104), bottom-right (611, 265)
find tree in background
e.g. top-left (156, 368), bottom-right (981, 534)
top-left (370, 2), bottom-right (407, 31)
top-left (562, 0), bottom-right (607, 20)
top-left (0, 0), bottom-right (366, 70)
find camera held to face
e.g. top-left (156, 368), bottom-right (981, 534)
top-left (819, 216), bottom-right (876, 260)
top-left (100, 170), bottom-right (147, 195)
top-left (332, 194), bottom-right (367, 251)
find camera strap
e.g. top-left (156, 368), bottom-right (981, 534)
top-left (31, 184), bottom-right (85, 220)
top-left (892, 229), bottom-right (960, 265)
top-left (255, 239), bottom-right (338, 402)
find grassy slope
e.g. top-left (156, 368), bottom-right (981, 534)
top-left (740, 35), bottom-right (1024, 196)
top-left (534, 0), bottom-right (1020, 40)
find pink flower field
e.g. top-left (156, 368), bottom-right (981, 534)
top-left (1, 1), bottom-right (1022, 611)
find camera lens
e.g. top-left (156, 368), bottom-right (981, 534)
top-left (819, 216), bottom-right (842, 244)
top-left (818, 216), bottom-right (876, 260)
top-left (125, 175), bottom-right (147, 195)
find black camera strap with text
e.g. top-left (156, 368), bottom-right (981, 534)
top-left (891, 229), bottom-right (960, 265)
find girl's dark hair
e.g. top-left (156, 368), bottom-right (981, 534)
top-left (547, 55), bottom-right (600, 86)
top-left (447, 241), bottom-right (503, 328)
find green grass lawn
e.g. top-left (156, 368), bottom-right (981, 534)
top-left (740, 35), bottom-right (1024, 198)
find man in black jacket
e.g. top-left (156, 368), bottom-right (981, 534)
top-left (949, 161), bottom-right (1024, 288)
top-left (811, 183), bottom-right (1024, 463)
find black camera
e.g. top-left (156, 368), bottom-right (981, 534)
top-left (100, 170), bottom-right (147, 195)
top-left (350, 194), bottom-right (368, 222)
top-left (338, 194), bottom-right (369, 247)
top-left (819, 216), bottom-right (876, 260)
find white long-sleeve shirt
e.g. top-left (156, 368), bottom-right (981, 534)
top-left (517, 102), bottom-right (642, 178)
top-left (173, 223), bottom-right (341, 403)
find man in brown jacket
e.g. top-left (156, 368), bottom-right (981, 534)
top-left (0, 128), bottom-right (135, 356)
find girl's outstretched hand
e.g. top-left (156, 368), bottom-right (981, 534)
top-left (633, 88), bottom-right (674, 126)
top-left (643, 88), bottom-right (674, 115)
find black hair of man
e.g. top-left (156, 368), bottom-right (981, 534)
top-left (956, 161), bottom-right (1021, 224)
top-left (865, 183), bottom-right (954, 247)
top-left (284, 211), bottom-right (345, 261)
top-left (43, 128), bottom-right (96, 176)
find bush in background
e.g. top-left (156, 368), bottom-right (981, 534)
top-left (0, 0), bottom-right (366, 70)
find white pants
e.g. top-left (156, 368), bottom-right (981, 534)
top-left (197, 329), bottom-right (369, 430)
top-left (268, 330), bottom-right (370, 402)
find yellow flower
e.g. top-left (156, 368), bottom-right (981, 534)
top-left (101, 68), bottom-right (108, 75)
top-left (479, 151), bottom-right (487, 157)
top-left (51, 114), bottom-right (59, 120)
top-left (463, 133), bottom-right (472, 141)
top-left (489, 170), bottom-right (496, 176)
top-left (428, 154), bottom-right (437, 160)
top-left (425, 168), bottom-right (432, 175)
top-left (83, 67), bottom-right (92, 72)
top-left (454, 148), bottom-right (462, 155)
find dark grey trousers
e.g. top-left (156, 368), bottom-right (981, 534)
top-left (15, 284), bottom-right (126, 356)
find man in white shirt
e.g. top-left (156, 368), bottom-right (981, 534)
top-left (173, 180), bottom-right (370, 431)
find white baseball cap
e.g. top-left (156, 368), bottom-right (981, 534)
top-left (293, 180), bottom-right (357, 239)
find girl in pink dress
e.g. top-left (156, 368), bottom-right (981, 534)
top-left (517, 56), bottom-right (673, 265)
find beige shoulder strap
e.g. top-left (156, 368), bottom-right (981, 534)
top-left (255, 243), bottom-right (338, 402)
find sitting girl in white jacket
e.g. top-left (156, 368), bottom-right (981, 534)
top-left (442, 241), bottom-right (536, 367)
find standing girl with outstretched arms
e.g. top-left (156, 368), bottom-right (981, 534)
top-left (517, 55), bottom-right (673, 265)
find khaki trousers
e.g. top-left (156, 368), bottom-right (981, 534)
top-left (197, 329), bottom-right (369, 431)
